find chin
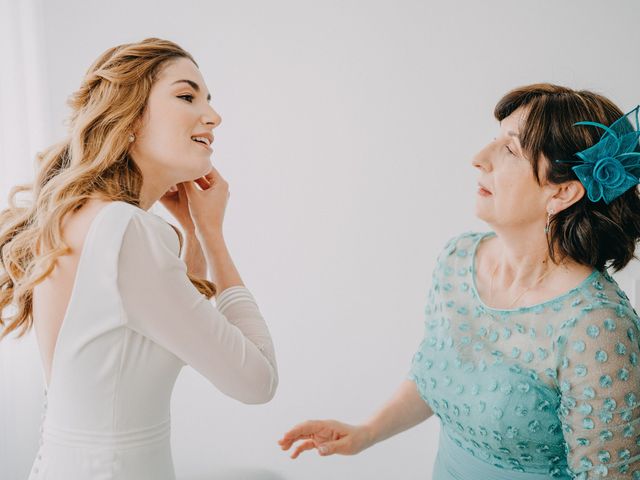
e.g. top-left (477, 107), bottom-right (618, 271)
top-left (197, 159), bottom-right (213, 177)
top-left (474, 205), bottom-right (493, 225)
top-left (183, 162), bottom-right (212, 181)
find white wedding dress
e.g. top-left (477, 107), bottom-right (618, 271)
top-left (27, 201), bottom-right (278, 479)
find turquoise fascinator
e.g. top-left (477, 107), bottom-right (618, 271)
top-left (555, 105), bottom-right (640, 204)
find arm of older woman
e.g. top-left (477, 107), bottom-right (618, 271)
top-left (278, 379), bottom-right (433, 458)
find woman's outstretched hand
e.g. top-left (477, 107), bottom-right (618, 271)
top-left (278, 420), bottom-right (372, 459)
top-left (279, 382), bottom-right (432, 460)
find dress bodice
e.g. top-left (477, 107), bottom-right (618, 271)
top-left (409, 232), bottom-right (640, 479)
top-left (28, 201), bottom-right (277, 479)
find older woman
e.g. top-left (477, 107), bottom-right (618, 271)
top-left (279, 84), bottom-right (640, 480)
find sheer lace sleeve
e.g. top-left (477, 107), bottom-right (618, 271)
top-left (116, 210), bottom-right (278, 404)
top-left (556, 303), bottom-right (640, 479)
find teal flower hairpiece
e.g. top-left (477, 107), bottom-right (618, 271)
top-left (555, 105), bottom-right (640, 204)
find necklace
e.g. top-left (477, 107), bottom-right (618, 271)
top-left (489, 259), bottom-right (559, 309)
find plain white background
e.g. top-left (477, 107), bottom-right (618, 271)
top-left (1, 1), bottom-right (639, 479)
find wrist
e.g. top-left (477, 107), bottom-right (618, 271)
top-left (195, 225), bottom-right (225, 243)
top-left (359, 423), bottom-right (377, 451)
top-left (184, 231), bottom-right (204, 253)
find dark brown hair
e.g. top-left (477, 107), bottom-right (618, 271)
top-left (494, 83), bottom-right (640, 272)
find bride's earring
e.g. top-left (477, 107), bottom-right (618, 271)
top-left (128, 133), bottom-right (135, 143)
top-left (544, 209), bottom-right (554, 234)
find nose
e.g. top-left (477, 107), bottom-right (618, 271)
top-left (471, 139), bottom-right (494, 172)
top-left (202, 104), bottom-right (222, 128)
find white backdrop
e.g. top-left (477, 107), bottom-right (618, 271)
top-left (0, 0), bottom-right (52, 479)
top-left (1, 1), bottom-right (639, 479)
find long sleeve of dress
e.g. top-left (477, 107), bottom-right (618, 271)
top-left (116, 210), bottom-right (278, 404)
top-left (556, 303), bottom-right (640, 479)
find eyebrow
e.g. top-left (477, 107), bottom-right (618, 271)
top-left (171, 79), bottom-right (211, 102)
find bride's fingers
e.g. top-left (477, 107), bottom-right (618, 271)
top-left (290, 440), bottom-right (317, 459)
top-left (160, 194), bottom-right (178, 205)
top-left (203, 166), bottom-right (223, 184)
top-left (194, 176), bottom-right (211, 190)
top-left (183, 179), bottom-right (197, 194)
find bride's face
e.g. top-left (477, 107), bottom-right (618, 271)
top-left (130, 57), bottom-right (222, 186)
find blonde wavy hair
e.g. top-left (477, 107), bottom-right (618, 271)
top-left (0, 37), bottom-right (216, 341)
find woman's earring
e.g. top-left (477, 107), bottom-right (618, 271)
top-left (544, 209), bottom-right (554, 234)
top-left (128, 133), bottom-right (135, 143)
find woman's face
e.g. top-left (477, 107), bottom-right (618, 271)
top-left (471, 107), bottom-right (549, 229)
top-left (130, 57), bottom-right (221, 188)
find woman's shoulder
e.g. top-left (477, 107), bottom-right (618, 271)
top-left (98, 201), bottom-right (180, 255)
top-left (585, 270), bottom-right (639, 319)
top-left (560, 269), bottom-right (640, 339)
top-left (438, 230), bottom-right (490, 259)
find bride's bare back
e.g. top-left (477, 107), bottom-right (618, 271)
top-left (32, 199), bottom-right (111, 389)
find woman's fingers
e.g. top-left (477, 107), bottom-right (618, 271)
top-left (161, 184), bottom-right (178, 198)
top-left (278, 433), bottom-right (314, 451)
top-left (278, 420), bottom-right (364, 459)
top-left (278, 421), bottom-right (322, 449)
top-left (182, 178), bottom-right (205, 198)
top-left (290, 440), bottom-right (316, 459)
top-left (317, 437), bottom-right (348, 456)
top-left (194, 176), bottom-right (211, 190)
top-left (203, 165), bottom-right (220, 183)
top-left (178, 168), bottom-right (229, 232)
top-left (183, 171), bottom-right (225, 195)
top-left (285, 436), bottom-right (349, 459)
top-left (182, 179), bottom-right (195, 192)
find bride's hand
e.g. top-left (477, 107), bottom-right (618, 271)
top-left (159, 177), bottom-right (210, 233)
top-left (182, 167), bottom-right (229, 234)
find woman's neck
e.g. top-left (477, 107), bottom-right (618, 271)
top-left (490, 224), bottom-right (556, 287)
top-left (478, 225), bottom-right (594, 309)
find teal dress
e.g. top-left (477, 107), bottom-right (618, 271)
top-left (409, 232), bottom-right (640, 480)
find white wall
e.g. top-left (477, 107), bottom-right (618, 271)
top-left (0, 1), bottom-right (53, 479)
top-left (2, 0), bottom-right (639, 479)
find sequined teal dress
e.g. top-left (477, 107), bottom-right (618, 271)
top-left (409, 232), bottom-right (640, 480)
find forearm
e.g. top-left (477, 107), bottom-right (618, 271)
top-left (196, 227), bottom-right (244, 292)
top-left (183, 232), bottom-right (208, 278)
top-left (363, 380), bottom-right (433, 448)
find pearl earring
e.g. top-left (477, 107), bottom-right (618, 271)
top-left (128, 133), bottom-right (135, 143)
